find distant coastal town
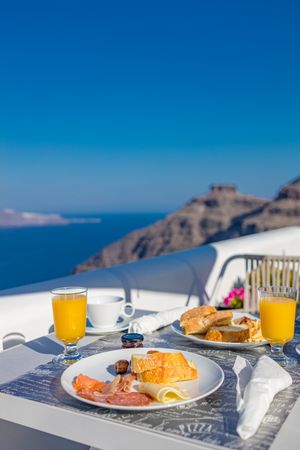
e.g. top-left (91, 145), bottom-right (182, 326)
top-left (0, 209), bottom-right (101, 228)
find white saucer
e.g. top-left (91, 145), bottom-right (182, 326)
top-left (85, 316), bottom-right (130, 335)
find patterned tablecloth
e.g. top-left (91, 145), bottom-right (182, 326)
top-left (1, 319), bottom-right (300, 450)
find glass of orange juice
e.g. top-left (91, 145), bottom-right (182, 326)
top-left (259, 286), bottom-right (297, 368)
top-left (51, 286), bottom-right (87, 365)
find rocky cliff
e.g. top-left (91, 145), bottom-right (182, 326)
top-left (74, 184), bottom-right (268, 272)
top-left (206, 177), bottom-right (300, 242)
top-left (75, 177), bottom-right (300, 273)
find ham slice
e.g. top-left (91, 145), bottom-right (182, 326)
top-left (101, 375), bottom-right (121, 394)
top-left (117, 373), bottom-right (136, 393)
top-left (74, 374), bottom-right (152, 407)
top-left (77, 387), bottom-right (152, 406)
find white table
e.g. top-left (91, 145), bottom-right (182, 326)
top-left (0, 327), bottom-right (300, 450)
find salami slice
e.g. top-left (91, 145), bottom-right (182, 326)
top-left (107, 392), bottom-right (153, 406)
top-left (77, 388), bottom-right (109, 403)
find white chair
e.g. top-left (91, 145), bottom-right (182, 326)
top-left (209, 254), bottom-right (300, 313)
top-left (244, 255), bottom-right (300, 312)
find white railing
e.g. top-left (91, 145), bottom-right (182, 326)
top-left (0, 226), bottom-right (299, 350)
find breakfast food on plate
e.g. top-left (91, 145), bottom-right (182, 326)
top-left (131, 351), bottom-right (198, 383)
top-left (138, 365), bottom-right (198, 384)
top-left (72, 350), bottom-right (197, 407)
top-left (205, 324), bottom-right (249, 343)
top-left (73, 372), bottom-right (153, 406)
top-left (180, 305), bottom-right (264, 343)
top-left (233, 316), bottom-right (264, 342)
top-left (131, 351), bottom-right (188, 373)
top-left (73, 374), bottom-right (106, 392)
top-left (138, 382), bottom-right (190, 403)
top-left (180, 305), bottom-right (217, 326)
top-left (182, 310), bottom-right (233, 335)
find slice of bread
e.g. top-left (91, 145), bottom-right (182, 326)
top-left (137, 364), bottom-right (198, 384)
top-left (203, 328), bottom-right (223, 342)
top-left (131, 352), bottom-right (190, 374)
top-left (131, 351), bottom-right (198, 384)
top-left (183, 310), bottom-right (233, 335)
top-left (205, 325), bottom-right (250, 343)
top-left (180, 305), bottom-right (216, 326)
top-left (131, 354), bottom-right (158, 374)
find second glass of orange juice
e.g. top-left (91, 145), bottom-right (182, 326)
top-left (259, 286), bottom-right (297, 368)
top-left (51, 287), bottom-right (87, 365)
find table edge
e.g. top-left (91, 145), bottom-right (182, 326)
top-left (0, 392), bottom-right (229, 450)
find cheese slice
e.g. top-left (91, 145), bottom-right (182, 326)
top-left (138, 382), bottom-right (190, 403)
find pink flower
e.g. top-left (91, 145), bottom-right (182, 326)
top-left (224, 296), bottom-right (230, 306)
top-left (223, 287), bottom-right (244, 307)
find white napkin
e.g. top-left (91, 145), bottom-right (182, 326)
top-left (233, 355), bottom-right (292, 440)
top-left (128, 307), bottom-right (188, 334)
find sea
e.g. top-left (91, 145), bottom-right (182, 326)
top-left (0, 213), bottom-right (165, 291)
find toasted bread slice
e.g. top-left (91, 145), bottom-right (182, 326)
top-left (137, 364), bottom-right (198, 384)
top-left (180, 305), bottom-right (217, 326)
top-left (203, 328), bottom-right (223, 342)
top-left (205, 325), bottom-right (249, 343)
top-left (183, 310), bottom-right (233, 335)
top-left (131, 354), bottom-right (159, 374)
top-left (131, 352), bottom-right (189, 374)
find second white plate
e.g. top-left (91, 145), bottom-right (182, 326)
top-left (171, 312), bottom-right (268, 349)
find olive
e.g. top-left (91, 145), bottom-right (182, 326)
top-left (115, 359), bottom-right (129, 374)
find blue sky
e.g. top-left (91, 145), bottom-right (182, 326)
top-left (1, 1), bottom-right (300, 212)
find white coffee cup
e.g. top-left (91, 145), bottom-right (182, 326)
top-left (87, 295), bottom-right (135, 329)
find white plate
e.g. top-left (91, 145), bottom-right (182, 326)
top-left (171, 312), bottom-right (268, 349)
top-left (86, 316), bottom-right (130, 335)
top-left (61, 347), bottom-right (224, 411)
